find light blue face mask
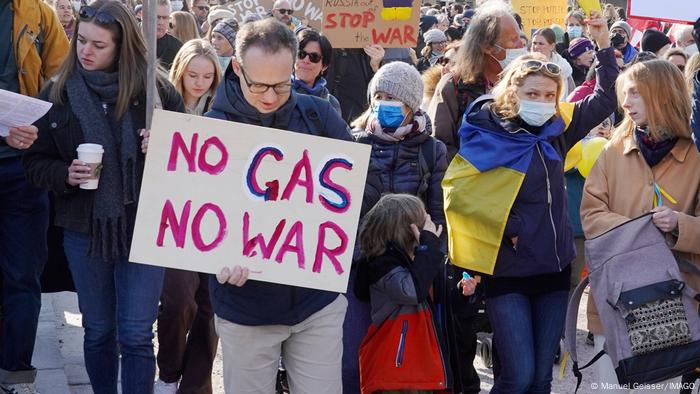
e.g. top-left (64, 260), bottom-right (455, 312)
top-left (373, 100), bottom-right (406, 128)
top-left (567, 26), bottom-right (583, 39)
top-left (218, 56), bottom-right (231, 72)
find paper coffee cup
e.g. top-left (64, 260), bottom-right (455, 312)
top-left (76, 143), bottom-right (104, 190)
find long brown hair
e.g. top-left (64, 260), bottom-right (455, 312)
top-left (359, 194), bottom-right (426, 259)
top-left (49, 0), bottom-right (148, 120)
top-left (613, 59), bottom-right (691, 143)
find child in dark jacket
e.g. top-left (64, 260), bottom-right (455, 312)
top-left (355, 194), bottom-right (476, 394)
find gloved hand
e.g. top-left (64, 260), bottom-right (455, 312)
top-left (693, 17), bottom-right (700, 54)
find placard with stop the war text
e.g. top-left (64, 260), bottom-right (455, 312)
top-left (322, 0), bottom-right (420, 48)
top-left (130, 109), bottom-right (371, 293)
top-left (224, 0), bottom-right (324, 30)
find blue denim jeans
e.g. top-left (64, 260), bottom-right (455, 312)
top-left (63, 230), bottom-right (164, 394)
top-left (486, 290), bottom-right (568, 394)
top-left (0, 157), bottom-right (48, 384)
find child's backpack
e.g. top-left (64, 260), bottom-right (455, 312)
top-left (565, 214), bottom-right (700, 391)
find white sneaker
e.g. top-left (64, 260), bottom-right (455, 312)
top-left (153, 379), bottom-right (178, 394)
top-left (0, 383), bottom-right (39, 394)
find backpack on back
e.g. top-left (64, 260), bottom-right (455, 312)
top-left (565, 214), bottom-right (700, 390)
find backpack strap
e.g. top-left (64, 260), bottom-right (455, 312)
top-left (416, 137), bottom-right (436, 205)
top-left (296, 95), bottom-right (324, 135)
top-left (565, 275), bottom-right (602, 393)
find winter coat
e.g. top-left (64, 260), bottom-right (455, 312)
top-left (12, 0), bottom-right (69, 97)
top-left (581, 136), bottom-right (700, 335)
top-left (427, 73), bottom-right (487, 161)
top-left (692, 70), bottom-right (699, 152)
top-left (325, 48), bottom-right (375, 123)
top-left (23, 80), bottom-right (185, 234)
top-left (205, 67), bottom-right (354, 327)
top-left (464, 47), bottom-right (619, 278)
top-left (354, 122), bottom-right (448, 228)
top-left (355, 231), bottom-right (448, 393)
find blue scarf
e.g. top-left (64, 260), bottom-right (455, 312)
top-left (292, 76), bottom-right (328, 97)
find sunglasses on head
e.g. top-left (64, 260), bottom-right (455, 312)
top-left (298, 49), bottom-right (322, 63)
top-left (521, 59), bottom-right (561, 76)
top-left (276, 8), bottom-right (293, 15)
top-left (79, 6), bottom-right (116, 25)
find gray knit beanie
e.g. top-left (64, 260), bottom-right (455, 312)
top-left (368, 61), bottom-right (423, 112)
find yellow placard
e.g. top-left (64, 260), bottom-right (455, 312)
top-left (511, 0), bottom-right (568, 37)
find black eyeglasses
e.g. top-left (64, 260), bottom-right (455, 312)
top-left (520, 59), bottom-right (561, 76)
top-left (239, 66), bottom-right (292, 94)
top-left (298, 50), bottom-right (322, 64)
top-left (276, 8), bottom-right (293, 15)
top-left (194, 5), bottom-right (209, 11)
top-left (79, 6), bottom-right (116, 25)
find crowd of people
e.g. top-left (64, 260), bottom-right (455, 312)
top-left (1, 0), bottom-right (700, 393)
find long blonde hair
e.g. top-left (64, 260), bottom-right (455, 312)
top-left (359, 194), bottom-right (426, 259)
top-left (613, 59), bottom-right (691, 143)
top-left (685, 53), bottom-right (700, 94)
top-left (170, 11), bottom-right (200, 44)
top-left (169, 39), bottom-right (222, 99)
top-left (490, 52), bottom-right (564, 120)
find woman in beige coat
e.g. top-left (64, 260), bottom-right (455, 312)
top-left (581, 59), bottom-right (700, 391)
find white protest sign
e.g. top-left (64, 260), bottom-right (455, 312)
top-left (224, 0), bottom-right (324, 29)
top-left (130, 109), bottom-right (370, 293)
top-left (627, 0), bottom-right (699, 24)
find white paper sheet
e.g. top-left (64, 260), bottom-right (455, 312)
top-left (0, 89), bottom-right (53, 137)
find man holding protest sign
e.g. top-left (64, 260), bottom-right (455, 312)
top-left (204, 18), bottom-right (353, 393)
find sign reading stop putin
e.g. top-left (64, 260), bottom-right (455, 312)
top-left (130, 110), bottom-right (370, 293)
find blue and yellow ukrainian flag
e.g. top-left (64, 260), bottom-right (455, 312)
top-left (442, 101), bottom-right (575, 274)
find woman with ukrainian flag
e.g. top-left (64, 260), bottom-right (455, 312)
top-left (441, 14), bottom-right (618, 393)
top-left (581, 59), bottom-right (700, 390)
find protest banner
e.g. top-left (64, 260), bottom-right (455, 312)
top-left (322, 0), bottom-right (420, 48)
top-left (511, 0), bottom-right (568, 37)
top-left (627, 0), bottom-right (699, 24)
top-left (224, 0), bottom-right (324, 29)
top-left (130, 109), bottom-right (371, 293)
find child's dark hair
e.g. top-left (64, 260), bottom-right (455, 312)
top-left (359, 194), bottom-right (426, 258)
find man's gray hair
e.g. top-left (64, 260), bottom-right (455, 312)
top-left (453, 0), bottom-right (513, 84)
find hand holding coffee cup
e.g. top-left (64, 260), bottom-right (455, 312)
top-left (73, 144), bottom-right (104, 189)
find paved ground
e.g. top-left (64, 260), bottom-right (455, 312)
top-left (33, 290), bottom-right (691, 394)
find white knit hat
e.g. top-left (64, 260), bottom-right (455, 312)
top-left (423, 28), bottom-right (447, 45)
top-left (368, 62), bottom-right (424, 112)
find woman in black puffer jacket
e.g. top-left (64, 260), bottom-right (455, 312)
top-left (352, 61), bottom-right (447, 227)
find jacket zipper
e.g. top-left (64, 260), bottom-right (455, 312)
top-left (388, 143), bottom-right (399, 193)
top-left (536, 144), bottom-right (562, 271)
top-left (395, 320), bottom-right (408, 367)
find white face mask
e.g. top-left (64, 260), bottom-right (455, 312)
top-left (518, 100), bottom-right (557, 127)
top-left (494, 46), bottom-right (528, 70)
top-left (171, 0), bottom-right (183, 10)
top-left (685, 44), bottom-right (699, 56)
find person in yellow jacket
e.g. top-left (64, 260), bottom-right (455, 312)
top-left (0, 0), bottom-right (67, 392)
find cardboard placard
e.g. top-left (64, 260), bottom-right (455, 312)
top-left (511, 0), bottom-right (568, 37)
top-left (130, 110), bottom-right (371, 293)
top-left (322, 0), bottom-right (420, 48)
top-left (627, 0), bottom-right (699, 25)
top-left (223, 0), bottom-right (324, 29)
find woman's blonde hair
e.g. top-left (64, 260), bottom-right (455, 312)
top-left (685, 53), bottom-right (700, 93)
top-left (169, 39), bottom-right (222, 99)
top-left (490, 52), bottom-right (564, 120)
top-left (359, 194), bottom-right (426, 259)
top-left (170, 11), bottom-right (200, 44)
top-left (612, 59), bottom-right (691, 143)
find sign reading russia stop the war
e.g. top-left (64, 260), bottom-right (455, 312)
top-left (323, 0), bottom-right (420, 48)
top-left (130, 110), bottom-right (371, 293)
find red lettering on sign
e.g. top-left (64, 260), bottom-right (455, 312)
top-left (312, 221), bottom-right (348, 275)
top-left (281, 149), bottom-right (313, 203)
top-left (191, 203), bottom-right (227, 252)
top-left (156, 199), bottom-right (192, 248)
top-left (167, 132), bottom-right (229, 174)
top-left (275, 221), bottom-right (305, 269)
top-left (242, 211), bottom-right (286, 259)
